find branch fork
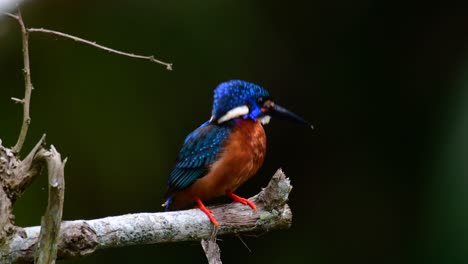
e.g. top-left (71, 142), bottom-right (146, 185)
top-left (0, 135), bottom-right (67, 262)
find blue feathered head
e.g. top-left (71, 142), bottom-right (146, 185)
top-left (210, 80), bottom-right (312, 128)
top-left (212, 80), bottom-right (270, 122)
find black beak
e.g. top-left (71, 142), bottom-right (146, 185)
top-left (267, 104), bottom-right (313, 129)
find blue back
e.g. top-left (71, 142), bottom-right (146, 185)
top-left (167, 121), bottom-right (232, 190)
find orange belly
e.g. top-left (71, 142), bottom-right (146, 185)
top-left (170, 119), bottom-right (266, 209)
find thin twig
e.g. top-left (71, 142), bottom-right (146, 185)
top-left (236, 235), bottom-right (252, 253)
top-left (11, 97), bottom-right (24, 104)
top-left (4, 12), bottom-right (172, 70)
top-left (3, 12), bottom-right (18, 20)
top-left (27, 28), bottom-right (173, 70)
top-left (12, 9), bottom-right (32, 154)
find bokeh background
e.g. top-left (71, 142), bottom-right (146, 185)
top-left (1, 1), bottom-right (468, 263)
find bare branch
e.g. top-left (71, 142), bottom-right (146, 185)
top-left (0, 135), bottom-right (47, 248)
top-left (7, 135), bottom-right (46, 200)
top-left (27, 28), bottom-right (173, 70)
top-left (10, 98), bottom-right (24, 104)
top-left (201, 239), bottom-right (222, 264)
top-left (2, 12), bottom-right (18, 20)
top-left (11, 9), bottom-right (33, 154)
top-left (34, 146), bottom-right (66, 264)
top-left (2, 169), bottom-right (292, 263)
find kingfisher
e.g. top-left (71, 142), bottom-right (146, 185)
top-left (163, 80), bottom-right (311, 226)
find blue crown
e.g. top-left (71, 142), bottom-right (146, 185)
top-left (212, 80), bottom-right (270, 120)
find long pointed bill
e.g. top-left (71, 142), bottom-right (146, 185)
top-left (268, 104), bottom-right (314, 129)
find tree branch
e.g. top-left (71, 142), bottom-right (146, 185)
top-left (12, 9), bottom-right (32, 154)
top-left (3, 12), bottom-right (18, 20)
top-left (201, 239), bottom-right (222, 264)
top-left (2, 169), bottom-right (292, 263)
top-left (34, 146), bottom-right (66, 264)
top-left (8, 134), bottom-right (46, 200)
top-left (0, 187), bottom-right (14, 246)
top-left (27, 28), bottom-right (173, 70)
top-left (0, 140), bottom-right (21, 246)
top-left (4, 11), bottom-right (173, 71)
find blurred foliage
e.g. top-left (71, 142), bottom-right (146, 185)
top-left (1, 1), bottom-right (468, 263)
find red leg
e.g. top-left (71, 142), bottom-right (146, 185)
top-left (225, 190), bottom-right (257, 212)
top-left (195, 198), bottom-right (219, 226)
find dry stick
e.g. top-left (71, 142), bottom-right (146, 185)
top-left (4, 13), bottom-right (172, 71)
top-left (201, 239), bottom-right (222, 264)
top-left (10, 10), bottom-right (32, 154)
top-left (34, 146), bottom-right (67, 264)
top-left (27, 28), bottom-right (173, 70)
top-left (4, 12), bottom-right (172, 70)
top-left (4, 134), bottom-right (46, 204)
top-left (201, 226), bottom-right (221, 264)
top-left (3, 12), bottom-right (18, 20)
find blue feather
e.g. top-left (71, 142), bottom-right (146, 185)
top-left (212, 80), bottom-right (270, 120)
top-left (167, 122), bottom-right (232, 190)
top-left (164, 196), bottom-right (173, 211)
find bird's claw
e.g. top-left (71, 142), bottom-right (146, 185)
top-left (225, 190), bottom-right (257, 212)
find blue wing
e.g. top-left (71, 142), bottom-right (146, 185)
top-left (167, 121), bottom-right (232, 191)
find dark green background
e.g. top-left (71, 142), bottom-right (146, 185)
top-left (1, 1), bottom-right (468, 263)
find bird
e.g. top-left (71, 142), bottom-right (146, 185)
top-left (163, 80), bottom-right (311, 226)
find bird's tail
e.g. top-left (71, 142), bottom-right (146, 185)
top-left (161, 196), bottom-right (174, 211)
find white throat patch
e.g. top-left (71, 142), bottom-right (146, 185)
top-left (259, 115), bottom-right (271, 125)
top-left (217, 105), bottom-right (250, 124)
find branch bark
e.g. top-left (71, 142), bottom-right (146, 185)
top-left (4, 12), bottom-right (173, 71)
top-left (12, 9), bottom-right (33, 154)
top-left (201, 239), bottom-right (222, 264)
top-left (27, 28), bottom-right (173, 70)
top-left (34, 146), bottom-right (66, 264)
top-left (1, 169), bottom-right (292, 263)
top-left (8, 134), bottom-right (46, 201)
top-left (0, 187), bottom-right (14, 246)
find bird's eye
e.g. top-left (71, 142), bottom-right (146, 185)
top-left (257, 96), bottom-right (272, 105)
top-left (257, 96), bottom-right (274, 112)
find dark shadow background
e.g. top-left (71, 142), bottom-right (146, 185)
top-left (1, 1), bottom-right (468, 263)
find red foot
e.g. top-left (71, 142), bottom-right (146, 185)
top-left (225, 190), bottom-right (257, 212)
top-left (195, 198), bottom-right (219, 226)
top-left (194, 205), bottom-right (213, 215)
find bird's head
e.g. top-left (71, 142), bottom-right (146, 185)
top-left (211, 80), bottom-right (312, 128)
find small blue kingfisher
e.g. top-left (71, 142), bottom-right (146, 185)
top-left (163, 80), bottom-right (311, 226)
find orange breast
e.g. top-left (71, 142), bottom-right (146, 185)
top-left (171, 119), bottom-right (266, 209)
